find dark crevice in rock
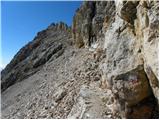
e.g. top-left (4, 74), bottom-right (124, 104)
top-left (145, 65), bottom-right (159, 102)
top-left (120, 1), bottom-right (139, 25)
top-left (72, 1), bottom-right (116, 48)
top-left (127, 95), bottom-right (159, 119)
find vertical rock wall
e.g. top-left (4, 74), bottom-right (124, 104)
top-left (72, 1), bottom-right (115, 48)
top-left (72, 0), bottom-right (159, 118)
top-left (102, 1), bottom-right (159, 118)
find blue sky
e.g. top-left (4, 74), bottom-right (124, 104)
top-left (1, 1), bottom-right (82, 68)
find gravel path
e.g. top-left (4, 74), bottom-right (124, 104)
top-left (1, 48), bottom-right (116, 119)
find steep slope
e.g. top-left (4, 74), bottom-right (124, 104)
top-left (2, 34), bottom-right (114, 118)
top-left (1, 1), bottom-right (159, 119)
top-left (1, 22), bottom-right (71, 92)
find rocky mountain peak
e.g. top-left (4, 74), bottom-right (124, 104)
top-left (47, 22), bottom-right (70, 31)
top-left (1, 21), bottom-right (71, 92)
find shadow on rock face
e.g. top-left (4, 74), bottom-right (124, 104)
top-left (112, 65), bottom-right (159, 118)
top-left (127, 95), bottom-right (159, 119)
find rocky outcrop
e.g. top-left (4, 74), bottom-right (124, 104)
top-left (117, 1), bottom-right (139, 25)
top-left (112, 65), bottom-right (152, 107)
top-left (1, 22), bottom-right (71, 92)
top-left (102, 1), bottom-right (158, 118)
top-left (135, 0), bottom-right (159, 101)
top-left (72, 0), bottom-right (159, 119)
top-left (72, 1), bottom-right (115, 48)
top-left (111, 65), bottom-right (156, 118)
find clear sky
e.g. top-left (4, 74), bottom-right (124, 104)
top-left (1, 1), bottom-right (82, 68)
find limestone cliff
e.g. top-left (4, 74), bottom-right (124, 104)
top-left (72, 0), bottom-right (159, 118)
top-left (72, 1), bottom-right (115, 48)
top-left (1, 0), bottom-right (159, 119)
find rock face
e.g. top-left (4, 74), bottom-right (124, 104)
top-left (136, 1), bottom-right (159, 101)
top-left (72, 1), bottom-right (115, 48)
top-left (103, 0), bottom-right (159, 107)
top-left (112, 65), bottom-right (152, 107)
top-left (72, 0), bottom-right (159, 118)
top-left (1, 1), bottom-right (159, 119)
top-left (103, 1), bottom-right (159, 118)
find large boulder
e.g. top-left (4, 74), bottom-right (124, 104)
top-left (112, 65), bottom-right (152, 107)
